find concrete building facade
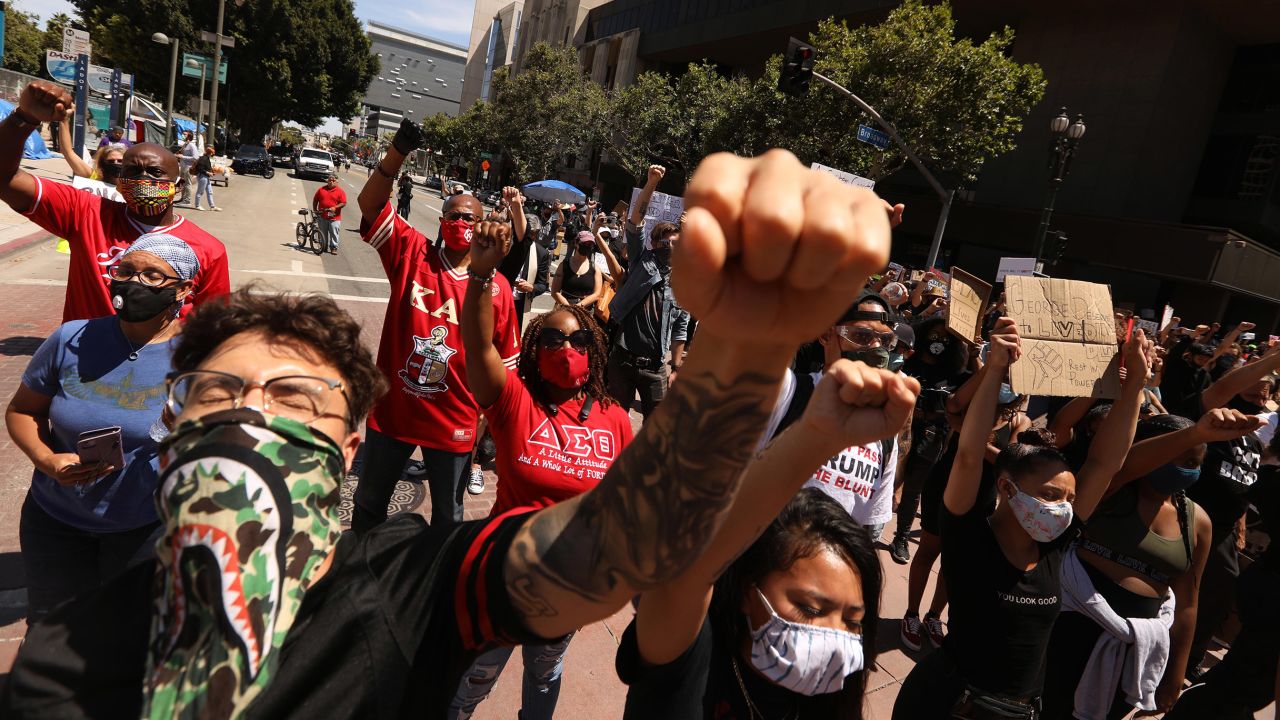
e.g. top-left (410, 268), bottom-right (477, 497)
top-left (461, 1), bottom-right (527, 110)
top-left (361, 21), bottom-right (467, 136)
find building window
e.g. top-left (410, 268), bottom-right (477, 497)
top-left (1239, 135), bottom-right (1278, 200)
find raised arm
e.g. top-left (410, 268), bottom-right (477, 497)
top-left (1210, 322), bottom-right (1251, 361)
top-left (358, 119), bottom-right (422, 225)
top-left (595, 229), bottom-right (626, 283)
top-left (1201, 344), bottom-right (1280, 411)
top-left (460, 222), bottom-right (515, 408)
top-left (59, 109), bottom-right (91, 179)
top-left (628, 164), bottom-right (665, 227)
top-left (1113, 407), bottom-right (1265, 486)
top-left (503, 186), bottom-right (527, 243)
top-left (944, 317), bottom-right (1018, 516)
top-left (633, 361), bottom-right (918, 665)
top-left (1073, 331), bottom-right (1152, 520)
top-left (0, 82), bottom-right (69, 213)
top-left (1048, 396), bottom-right (1099, 449)
top-left (501, 150), bottom-right (892, 640)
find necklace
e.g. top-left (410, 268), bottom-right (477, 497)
top-left (118, 321), bottom-right (172, 361)
top-left (730, 656), bottom-right (799, 720)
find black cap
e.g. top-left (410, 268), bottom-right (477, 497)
top-left (839, 291), bottom-right (895, 325)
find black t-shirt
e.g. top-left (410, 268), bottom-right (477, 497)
top-left (1188, 434), bottom-right (1263, 545)
top-left (616, 616), bottom-right (845, 720)
top-left (1, 512), bottom-right (541, 719)
top-left (939, 505), bottom-right (1080, 698)
top-left (1250, 465), bottom-right (1280, 563)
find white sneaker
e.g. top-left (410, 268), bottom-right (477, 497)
top-left (466, 466), bottom-right (485, 495)
top-left (211, 207), bottom-right (223, 212)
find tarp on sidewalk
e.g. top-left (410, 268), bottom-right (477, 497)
top-left (0, 100), bottom-right (59, 159)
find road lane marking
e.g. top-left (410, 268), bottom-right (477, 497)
top-left (233, 268), bottom-right (389, 284)
top-left (291, 260), bottom-right (304, 274)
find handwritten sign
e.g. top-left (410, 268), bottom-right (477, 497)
top-left (1133, 319), bottom-right (1159, 337)
top-left (996, 257), bottom-right (1037, 283)
top-left (946, 267), bottom-right (991, 344)
top-left (629, 187), bottom-right (684, 249)
top-left (810, 161), bottom-right (876, 190)
top-left (1005, 275), bottom-right (1121, 398)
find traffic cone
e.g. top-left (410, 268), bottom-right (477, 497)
top-left (54, 237), bottom-right (69, 254)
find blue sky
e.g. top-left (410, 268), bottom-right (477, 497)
top-left (14, 0), bottom-right (477, 49)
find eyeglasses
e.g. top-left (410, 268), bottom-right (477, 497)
top-left (443, 211), bottom-right (479, 223)
top-left (538, 328), bottom-right (594, 351)
top-left (166, 370), bottom-right (348, 425)
top-left (836, 326), bottom-right (897, 348)
top-left (107, 264), bottom-right (181, 287)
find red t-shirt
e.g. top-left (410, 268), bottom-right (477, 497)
top-left (485, 369), bottom-right (634, 516)
top-left (362, 202), bottom-right (520, 452)
top-left (312, 185), bottom-right (347, 221)
top-left (24, 176), bottom-right (231, 323)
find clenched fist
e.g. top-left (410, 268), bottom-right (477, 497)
top-left (18, 81), bottom-right (72, 123)
top-left (800, 360), bottom-right (920, 454)
top-left (468, 221), bottom-right (512, 277)
top-left (674, 150), bottom-right (890, 348)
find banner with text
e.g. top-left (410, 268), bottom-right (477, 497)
top-left (1005, 275), bottom-right (1121, 398)
top-left (629, 187), bottom-right (684, 248)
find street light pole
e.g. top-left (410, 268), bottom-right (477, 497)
top-left (187, 59), bottom-right (207, 144)
top-left (812, 71), bottom-right (954, 269)
top-left (206, 0), bottom-right (226, 151)
top-left (152, 33), bottom-right (179, 147)
top-left (1032, 107), bottom-right (1086, 266)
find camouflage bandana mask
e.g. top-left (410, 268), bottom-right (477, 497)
top-left (117, 177), bottom-right (177, 217)
top-left (142, 408), bottom-right (345, 719)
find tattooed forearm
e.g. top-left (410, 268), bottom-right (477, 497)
top-left (504, 366), bottom-right (780, 626)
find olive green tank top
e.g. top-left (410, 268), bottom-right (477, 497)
top-left (1078, 484), bottom-right (1197, 586)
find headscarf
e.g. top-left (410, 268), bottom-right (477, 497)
top-left (124, 233), bottom-right (201, 281)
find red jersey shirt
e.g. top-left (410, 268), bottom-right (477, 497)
top-left (24, 176), bottom-right (231, 323)
top-left (485, 370), bottom-right (633, 516)
top-left (363, 202), bottom-right (520, 452)
top-left (312, 185), bottom-right (347, 221)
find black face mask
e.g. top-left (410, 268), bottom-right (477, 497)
top-left (101, 163), bottom-right (122, 183)
top-left (842, 347), bottom-right (890, 369)
top-left (927, 337), bottom-right (950, 356)
top-left (110, 280), bottom-right (179, 322)
top-left (652, 247), bottom-right (672, 268)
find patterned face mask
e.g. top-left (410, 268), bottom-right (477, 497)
top-left (117, 177), bottom-right (176, 217)
top-left (142, 408), bottom-right (345, 719)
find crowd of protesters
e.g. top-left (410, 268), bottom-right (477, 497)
top-left (0, 81), bottom-right (1276, 720)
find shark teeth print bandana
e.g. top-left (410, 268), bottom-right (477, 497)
top-left (142, 408), bottom-right (345, 719)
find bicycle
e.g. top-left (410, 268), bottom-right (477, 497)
top-left (296, 208), bottom-right (325, 255)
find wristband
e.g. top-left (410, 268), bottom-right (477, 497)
top-left (10, 109), bottom-right (40, 130)
top-left (468, 268), bottom-right (496, 283)
top-left (375, 163), bottom-right (396, 180)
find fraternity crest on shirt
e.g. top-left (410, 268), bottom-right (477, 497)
top-left (400, 326), bottom-right (456, 395)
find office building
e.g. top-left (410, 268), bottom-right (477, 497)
top-left (361, 21), bottom-right (467, 136)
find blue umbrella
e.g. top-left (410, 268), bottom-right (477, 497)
top-left (521, 179), bottom-right (586, 205)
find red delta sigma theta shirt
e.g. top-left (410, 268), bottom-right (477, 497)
top-left (362, 202), bottom-right (520, 453)
top-left (485, 370), bottom-right (634, 516)
top-left (24, 176), bottom-right (230, 322)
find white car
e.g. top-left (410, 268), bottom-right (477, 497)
top-left (296, 148), bottom-right (336, 180)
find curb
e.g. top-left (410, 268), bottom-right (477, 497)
top-left (0, 228), bottom-right (53, 262)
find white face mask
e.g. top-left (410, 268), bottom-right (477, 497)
top-left (1004, 482), bottom-right (1074, 542)
top-left (749, 587), bottom-right (864, 696)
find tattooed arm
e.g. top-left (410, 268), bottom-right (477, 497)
top-left (502, 150), bottom-right (892, 640)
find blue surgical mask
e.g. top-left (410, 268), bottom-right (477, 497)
top-left (888, 351), bottom-right (906, 373)
top-left (998, 383), bottom-right (1019, 406)
top-left (1146, 464), bottom-right (1201, 495)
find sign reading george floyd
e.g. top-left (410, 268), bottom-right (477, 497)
top-left (946, 267), bottom-right (992, 344)
top-left (1005, 275), bottom-right (1121, 398)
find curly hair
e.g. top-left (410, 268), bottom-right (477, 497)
top-left (173, 288), bottom-right (388, 430)
top-left (517, 304), bottom-right (614, 410)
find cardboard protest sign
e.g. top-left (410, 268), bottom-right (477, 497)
top-left (946, 267), bottom-right (992, 344)
top-left (996, 257), bottom-right (1037, 283)
top-left (1004, 275), bottom-right (1121, 398)
top-left (887, 261), bottom-right (905, 279)
top-left (611, 200), bottom-right (629, 218)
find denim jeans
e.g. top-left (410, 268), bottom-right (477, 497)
top-left (448, 633), bottom-right (575, 720)
top-left (195, 174), bottom-right (215, 208)
top-left (317, 217), bottom-right (341, 251)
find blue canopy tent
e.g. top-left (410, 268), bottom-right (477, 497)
top-left (521, 179), bottom-right (586, 206)
top-left (0, 100), bottom-right (58, 159)
top-left (172, 118), bottom-right (206, 136)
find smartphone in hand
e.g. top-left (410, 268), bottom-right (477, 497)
top-left (76, 426), bottom-right (124, 471)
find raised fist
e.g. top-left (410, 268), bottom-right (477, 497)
top-left (468, 220), bottom-right (512, 277)
top-left (502, 186), bottom-right (523, 206)
top-left (800, 359), bottom-right (920, 454)
top-left (674, 150), bottom-right (890, 347)
top-left (391, 118), bottom-right (425, 156)
top-left (987, 317), bottom-right (1021, 369)
top-left (646, 165), bottom-right (666, 185)
top-left (18, 81), bottom-right (72, 123)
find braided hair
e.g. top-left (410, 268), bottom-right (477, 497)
top-left (1135, 414), bottom-right (1198, 564)
top-left (517, 304), bottom-right (614, 410)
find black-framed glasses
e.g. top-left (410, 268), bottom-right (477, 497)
top-left (107, 264), bottom-right (182, 287)
top-left (167, 370), bottom-right (348, 425)
top-left (836, 326), bottom-right (897, 348)
top-left (538, 328), bottom-right (593, 351)
top-left (443, 211), bottom-right (479, 223)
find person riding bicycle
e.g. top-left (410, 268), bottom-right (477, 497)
top-left (312, 174), bottom-right (346, 255)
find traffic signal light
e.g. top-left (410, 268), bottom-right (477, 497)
top-left (1046, 230), bottom-right (1068, 264)
top-left (778, 37), bottom-right (817, 97)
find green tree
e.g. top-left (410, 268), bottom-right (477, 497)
top-left (487, 42), bottom-right (608, 182)
top-left (760, 2), bottom-right (1045, 184)
top-left (278, 126), bottom-right (304, 146)
top-left (3, 5), bottom-right (46, 76)
top-left (73, 0), bottom-right (378, 142)
top-left (41, 13), bottom-right (74, 56)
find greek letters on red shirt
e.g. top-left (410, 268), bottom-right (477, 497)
top-left (24, 176), bottom-right (230, 322)
top-left (362, 202), bottom-right (519, 453)
top-left (485, 369), bottom-right (633, 515)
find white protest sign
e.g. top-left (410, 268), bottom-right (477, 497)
top-left (809, 162), bottom-right (876, 190)
top-left (1160, 305), bottom-right (1176, 331)
top-left (947, 267), bottom-right (992, 344)
top-left (1133, 319), bottom-right (1159, 337)
top-left (996, 257), bottom-right (1037, 283)
top-left (629, 187), bottom-right (684, 249)
top-left (1005, 275), bottom-right (1121, 398)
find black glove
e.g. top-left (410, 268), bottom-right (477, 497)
top-left (391, 118), bottom-right (425, 156)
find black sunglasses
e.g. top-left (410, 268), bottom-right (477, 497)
top-left (443, 211), bottom-right (479, 223)
top-left (539, 328), bottom-right (593, 351)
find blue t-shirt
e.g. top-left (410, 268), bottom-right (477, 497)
top-left (23, 317), bottom-right (175, 532)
